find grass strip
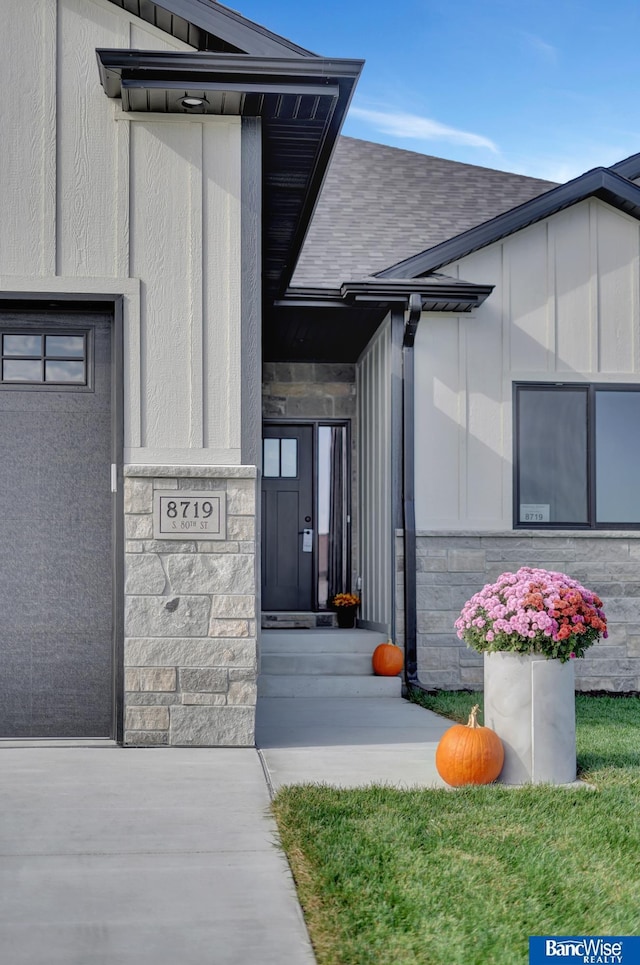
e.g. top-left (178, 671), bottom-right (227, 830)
top-left (272, 695), bottom-right (640, 965)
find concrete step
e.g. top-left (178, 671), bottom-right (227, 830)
top-left (258, 673), bottom-right (402, 699)
top-left (262, 651), bottom-right (375, 676)
top-left (261, 611), bottom-right (337, 629)
top-left (261, 629), bottom-right (388, 654)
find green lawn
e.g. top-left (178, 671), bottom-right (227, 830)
top-left (271, 694), bottom-right (640, 965)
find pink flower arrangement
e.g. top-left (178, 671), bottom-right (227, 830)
top-left (455, 567), bottom-right (607, 663)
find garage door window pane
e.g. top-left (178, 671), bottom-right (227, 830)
top-left (3, 334), bottom-right (42, 356)
top-left (45, 335), bottom-right (85, 358)
top-left (517, 388), bottom-right (588, 524)
top-left (45, 360), bottom-right (85, 384)
top-left (3, 359), bottom-right (42, 382)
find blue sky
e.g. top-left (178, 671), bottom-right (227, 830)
top-left (234, 0), bottom-right (640, 182)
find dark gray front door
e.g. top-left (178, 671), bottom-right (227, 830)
top-left (262, 424), bottom-right (314, 610)
top-left (0, 311), bottom-right (114, 737)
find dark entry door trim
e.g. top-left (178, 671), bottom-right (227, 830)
top-left (262, 418), bottom-right (351, 612)
top-left (0, 292), bottom-right (124, 742)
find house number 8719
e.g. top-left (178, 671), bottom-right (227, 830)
top-left (165, 500), bottom-right (214, 519)
top-left (153, 490), bottom-right (227, 541)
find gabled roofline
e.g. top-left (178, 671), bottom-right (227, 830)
top-left (610, 151), bottom-right (640, 181)
top-left (376, 167), bottom-right (640, 279)
top-left (106, 0), bottom-right (316, 56)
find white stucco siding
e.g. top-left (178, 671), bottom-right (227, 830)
top-left (357, 318), bottom-right (393, 629)
top-left (0, 0), bottom-right (244, 465)
top-left (414, 198), bottom-right (640, 531)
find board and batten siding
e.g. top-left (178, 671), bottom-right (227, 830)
top-left (0, 0), bottom-right (245, 466)
top-left (357, 318), bottom-right (393, 631)
top-left (414, 198), bottom-right (640, 531)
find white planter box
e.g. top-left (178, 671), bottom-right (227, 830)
top-left (483, 652), bottom-right (576, 785)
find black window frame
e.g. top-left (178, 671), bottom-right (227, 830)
top-left (0, 327), bottom-right (92, 391)
top-left (513, 381), bottom-right (640, 530)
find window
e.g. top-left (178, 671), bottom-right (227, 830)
top-left (262, 437), bottom-right (298, 477)
top-left (1, 332), bottom-right (87, 386)
top-left (514, 383), bottom-right (640, 528)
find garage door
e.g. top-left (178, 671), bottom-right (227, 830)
top-left (0, 310), bottom-right (114, 737)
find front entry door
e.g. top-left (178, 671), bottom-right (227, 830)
top-left (262, 424), bottom-right (314, 610)
top-left (0, 311), bottom-right (114, 737)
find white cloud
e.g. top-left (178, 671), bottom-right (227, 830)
top-left (349, 106), bottom-right (499, 153)
top-left (520, 31), bottom-right (558, 61)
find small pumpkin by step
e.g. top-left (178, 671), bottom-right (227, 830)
top-left (435, 705), bottom-right (504, 786)
top-left (372, 641), bottom-right (404, 676)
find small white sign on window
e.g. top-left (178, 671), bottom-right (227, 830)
top-left (153, 490), bottom-right (226, 540)
top-left (520, 503), bottom-right (550, 524)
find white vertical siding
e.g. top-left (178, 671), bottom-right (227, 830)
top-left (552, 204), bottom-right (594, 373)
top-left (0, 0), bottom-right (244, 466)
top-left (130, 121), bottom-right (197, 450)
top-left (0, 0), bottom-right (54, 275)
top-left (357, 319), bottom-right (392, 629)
top-left (414, 198), bottom-right (640, 530)
top-left (58, 0), bottom-right (128, 277)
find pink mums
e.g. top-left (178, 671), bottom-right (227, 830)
top-left (455, 567), bottom-right (607, 663)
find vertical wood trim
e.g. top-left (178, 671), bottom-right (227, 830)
top-left (40, 0), bottom-right (57, 275)
top-left (544, 221), bottom-right (553, 368)
top-left (241, 117), bottom-right (262, 466)
top-left (383, 327), bottom-right (391, 622)
top-left (115, 112), bottom-right (130, 279)
top-left (124, 281), bottom-right (142, 450)
top-left (357, 320), bottom-right (392, 628)
top-left (458, 316), bottom-right (467, 523)
top-left (501, 241), bottom-right (513, 525)
top-left (548, 220), bottom-right (558, 372)
top-left (502, 240), bottom-right (511, 378)
top-left (589, 200), bottom-right (600, 372)
top-left (390, 309), bottom-right (404, 642)
top-left (189, 122), bottom-right (204, 448)
top-left (634, 227), bottom-right (640, 374)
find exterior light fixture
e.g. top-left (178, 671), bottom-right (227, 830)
top-left (181, 96), bottom-right (205, 109)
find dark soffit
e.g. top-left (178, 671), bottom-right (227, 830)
top-left (264, 277), bottom-right (494, 362)
top-left (105, 0), bottom-right (316, 56)
top-left (97, 50), bottom-right (363, 300)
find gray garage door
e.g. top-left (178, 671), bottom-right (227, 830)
top-left (0, 311), bottom-right (114, 737)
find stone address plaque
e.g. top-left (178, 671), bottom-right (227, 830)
top-left (153, 490), bottom-right (226, 540)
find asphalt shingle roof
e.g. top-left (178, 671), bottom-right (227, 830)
top-left (292, 136), bottom-right (557, 289)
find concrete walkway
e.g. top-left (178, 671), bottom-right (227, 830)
top-left (256, 695), bottom-right (451, 791)
top-left (0, 696), bottom-right (452, 964)
top-left (0, 746), bottom-right (314, 965)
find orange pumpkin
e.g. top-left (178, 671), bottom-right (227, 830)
top-left (372, 642), bottom-right (404, 676)
top-left (435, 705), bottom-right (504, 786)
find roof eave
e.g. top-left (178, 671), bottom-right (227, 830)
top-left (105, 0), bottom-right (316, 56)
top-left (279, 278), bottom-right (494, 314)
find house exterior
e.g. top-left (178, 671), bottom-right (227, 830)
top-left (2, 1), bottom-right (639, 748)
top-left (0, 0), bottom-right (362, 744)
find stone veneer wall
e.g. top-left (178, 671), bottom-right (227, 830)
top-left (262, 362), bottom-right (356, 420)
top-left (124, 466), bottom-right (258, 746)
top-left (396, 532), bottom-right (640, 693)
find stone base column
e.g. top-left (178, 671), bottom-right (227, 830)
top-left (123, 466), bottom-right (258, 746)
